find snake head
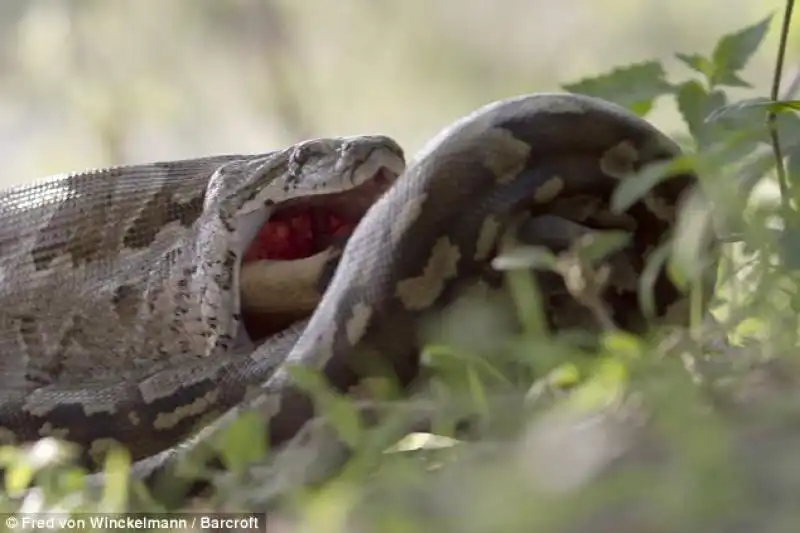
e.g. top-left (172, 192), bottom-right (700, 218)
top-left (238, 136), bottom-right (406, 342)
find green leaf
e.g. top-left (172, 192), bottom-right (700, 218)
top-left (4, 461), bottom-right (34, 495)
top-left (492, 245), bottom-right (558, 271)
top-left (712, 71), bottom-right (753, 89)
top-left (215, 410), bottom-right (267, 472)
top-left (56, 465), bottom-right (90, 494)
top-left (734, 151), bottom-right (778, 195)
top-left (319, 396), bottom-right (364, 448)
top-left (669, 189), bottom-right (717, 286)
top-left (705, 98), bottom-right (800, 123)
top-left (288, 365), bottom-right (363, 447)
top-left (563, 61), bottom-right (674, 116)
top-left (567, 357), bottom-right (627, 410)
top-left (769, 100), bottom-right (800, 113)
top-left (638, 242), bottom-right (671, 318)
top-left (676, 80), bottom-right (728, 147)
top-left (547, 363), bottom-right (581, 388)
top-left (505, 268), bottom-right (548, 337)
top-left (675, 53), bottom-right (715, 80)
top-left (703, 96), bottom-right (770, 123)
top-left (710, 15), bottom-right (773, 88)
top-left (0, 445), bottom-right (19, 467)
top-left (601, 330), bottom-right (643, 361)
top-left (100, 446), bottom-right (131, 512)
top-left (574, 231), bottom-right (631, 264)
top-left (466, 365), bottom-right (489, 415)
top-left (676, 83), bottom-right (775, 154)
top-left (611, 156), bottom-right (695, 213)
top-left (422, 345), bottom-right (510, 386)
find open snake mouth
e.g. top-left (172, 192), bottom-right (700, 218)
top-left (239, 167), bottom-right (399, 342)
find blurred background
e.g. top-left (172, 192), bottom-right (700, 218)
top-left (0, 0), bottom-right (791, 188)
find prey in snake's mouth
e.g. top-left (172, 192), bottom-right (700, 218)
top-left (238, 167), bottom-right (399, 342)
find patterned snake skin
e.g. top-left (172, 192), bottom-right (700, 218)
top-left (0, 93), bottom-right (716, 469)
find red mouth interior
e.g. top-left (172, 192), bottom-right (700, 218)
top-left (242, 208), bottom-right (354, 262)
top-left (239, 167), bottom-right (397, 342)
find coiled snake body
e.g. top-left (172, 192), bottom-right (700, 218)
top-left (0, 93), bottom-right (711, 467)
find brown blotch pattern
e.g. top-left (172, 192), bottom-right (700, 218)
top-left (30, 177), bottom-right (117, 270)
top-left (533, 177), bottom-right (565, 203)
top-left (391, 193), bottom-right (427, 246)
top-left (38, 422), bottom-right (68, 439)
top-left (345, 302), bottom-right (373, 345)
top-left (0, 427), bottom-right (18, 444)
top-left (89, 438), bottom-right (118, 464)
top-left (112, 283), bottom-right (142, 327)
top-left (592, 210), bottom-right (639, 231)
top-left (153, 388), bottom-right (220, 430)
top-left (395, 236), bottom-right (461, 310)
top-left (480, 128), bottom-right (532, 184)
top-left (122, 182), bottom-right (204, 250)
top-left (475, 216), bottom-right (501, 261)
top-left (643, 193), bottom-right (676, 222)
top-left (600, 141), bottom-right (639, 179)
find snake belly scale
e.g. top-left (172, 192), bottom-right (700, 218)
top-left (0, 93), bottom-right (713, 467)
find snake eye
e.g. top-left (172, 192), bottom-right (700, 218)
top-left (291, 144), bottom-right (311, 167)
top-left (291, 141), bottom-right (331, 170)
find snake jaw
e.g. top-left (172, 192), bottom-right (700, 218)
top-left (238, 165), bottom-right (400, 342)
top-left (324, 165), bottom-right (398, 220)
top-left (242, 164), bottom-right (399, 261)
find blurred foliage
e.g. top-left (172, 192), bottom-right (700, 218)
top-left (0, 0), bottom-right (794, 185)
